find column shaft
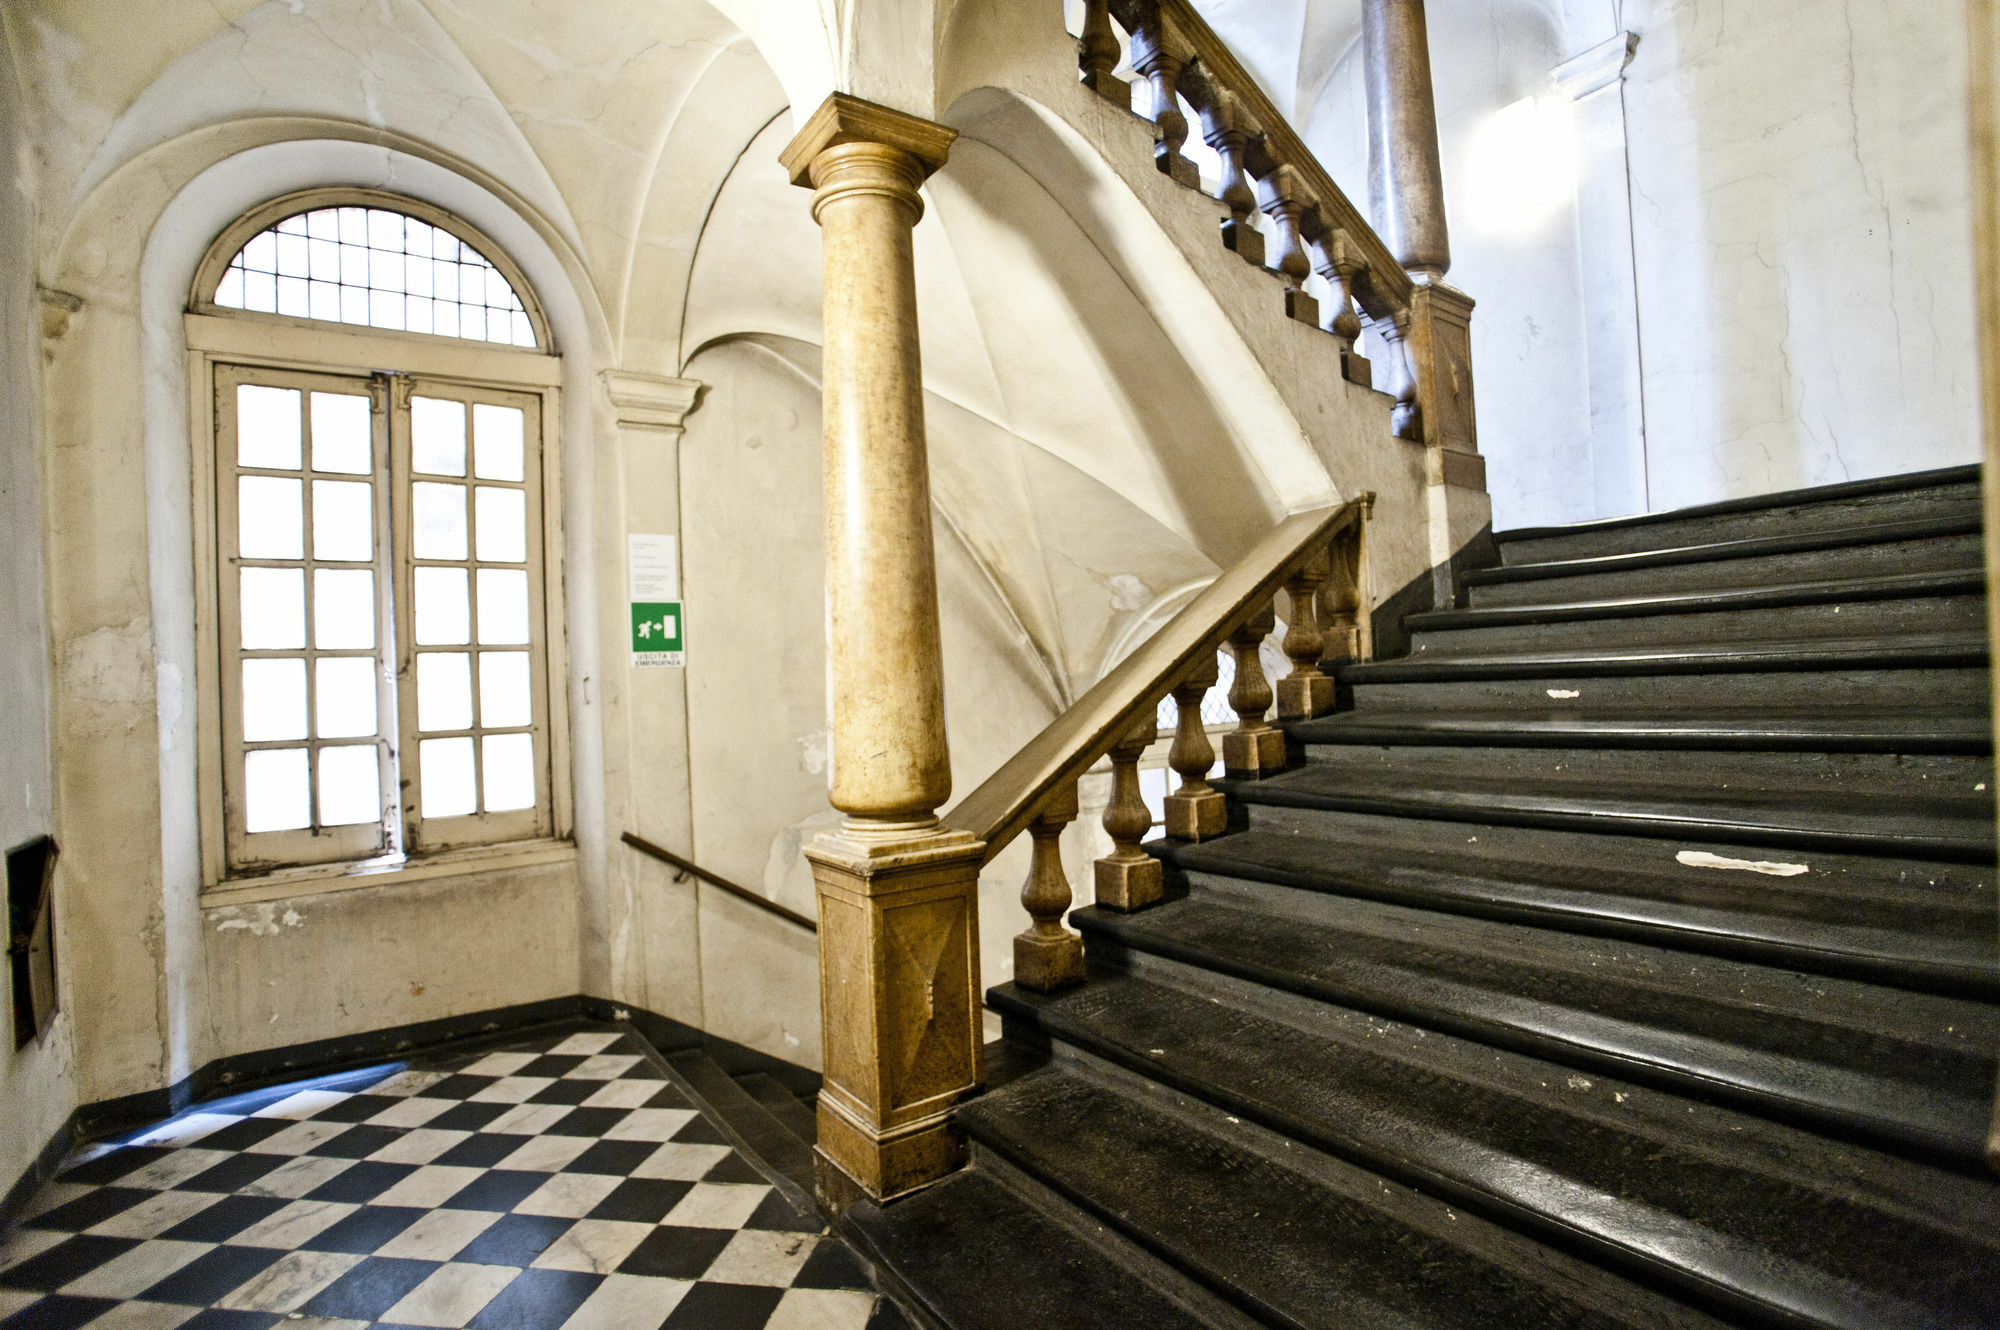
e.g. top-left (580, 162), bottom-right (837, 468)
top-left (1362, 0), bottom-right (1451, 279)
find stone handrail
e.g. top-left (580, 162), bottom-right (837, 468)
top-left (943, 493), bottom-right (1372, 991)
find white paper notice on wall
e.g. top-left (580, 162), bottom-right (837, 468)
top-left (629, 534), bottom-right (684, 668)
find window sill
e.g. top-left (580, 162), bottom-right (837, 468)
top-left (200, 839), bottom-right (577, 910)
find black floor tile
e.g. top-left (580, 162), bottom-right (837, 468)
top-left (304, 1160), bottom-right (418, 1204)
top-left (425, 1101), bottom-right (513, 1133)
top-left (139, 1244), bottom-right (284, 1306)
top-left (455, 1213), bottom-right (578, 1267)
top-left (562, 1140), bottom-right (659, 1175)
top-left (616, 1225), bottom-right (735, 1280)
top-left (297, 1256), bottom-right (440, 1321)
top-left (57, 1147), bottom-right (173, 1187)
top-left (158, 1193), bottom-right (292, 1243)
top-left (180, 1151), bottom-right (289, 1193)
top-left (866, 1297), bottom-right (916, 1330)
top-left (25, 1187), bottom-right (154, 1233)
top-left (308, 1124), bottom-right (406, 1159)
top-left (702, 1153), bottom-right (767, 1185)
top-left (433, 1132), bottom-right (532, 1169)
top-left (517, 1055), bottom-right (587, 1079)
top-left (0, 1294), bottom-right (120, 1329)
top-left (743, 1191), bottom-right (821, 1234)
top-left (668, 1116), bottom-right (728, 1146)
top-left (545, 1107), bottom-right (631, 1137)
top-left (178, 1310), bottom-right (285, 1329)
top-left (0, 1235), bottom-right (141, 1291)
top-left (658, 1280), bottom-right (785, 1328)
top-left (300, 1204), bottom-right (427, 1254)
top-left (525, 1078), bottom-right (599, 1106)
top-left (423, 1074), bottom-right (502, 1101)
top-left (643, 1085), bottom-right (694, 1110)
top-left (466, 1267), bottom-right (604, 1329)
top-left (442, 1169), bottom-right (552, 1212)
top-left (308, 1093), bottom-right (402, 1123)
top-left (195, 1118), bottom-right (295, 1154)
top-left (587, 1179), bottom-right (692, 1224)
top-left (794, 1239), bottom-right (873, 1290)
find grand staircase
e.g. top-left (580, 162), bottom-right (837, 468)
top-left (840, 465), bottom-right (2000, 1329)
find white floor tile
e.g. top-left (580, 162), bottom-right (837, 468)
top-left (481, 1102), bottom-right (571, 1136)
top-left (366, 1068), bottom-right (449, 1098)
top-left (511, 1172), bottom-right (624, 1218)
top-left (0, 1288), bottom-right (43, 1318)
top-left (85, 1188), bottom-right (225, 1239)
top-left (629, 1142), bottom-right (731, 1181)
top-left (567, 1055), bottom-right (643, 1080)
top-left (381, 1260), bottom-right (520, 1326)
top-left (246, 1119), bottom-right (353, 1157)
top-left (461, 1051), bottom-right (540, 1077)
top-left (238, 1154), bottom-right (355, 1199)
top-left (371, 1207), bottom-right (504, 1261)
top-left (115, 1148), bottom-right (234, 1190)
top-left (528, 1219), bottom-right (655, 1274)
top-left (765, 1288), bottom-right (879, 1330)
top-left (366, 1164), bottom-right (488, 1209)
top-left (0, 1225), bottom-right (69, 1271)
top-left (548, 1032), bottom-right (624, 1056)
top-left (367, 1127), bottom-right (473, 1165)
top-left (577, 1080), bottom-right (660, 1110)
top-left (495, 1134), bottom-right (594, 1172)
top-left (229, 1199), bottom-right (359, 1249)
top-left (660, 1183), bottom-right (772, 1231)
top-left (124, 1113), bottom-right (241, 1149)
top-left (468, 1076), bottom-right (556, 1104)
top-left (253, 1088), bottom-right (353, 1120)
top-left (214, 1248), bottom-right (365, 1312)
top-left (21, 1181), bottom-right (95, 1219)
top-left (278, 1319), bottom-right (372, 1330)
top-left (364, 1096), bottom-right (458, 1129)
top-left (78, 1298), bottom-right (203, 1328)
top-left (602, 1109), bottom-right (694, 1142)
top-left (558, 1272), bottom-right (693, 1329)
top-left (60, 1240), bottom-right (215, 1298)
top-left (701, 1229), bottom-right (818, 1287)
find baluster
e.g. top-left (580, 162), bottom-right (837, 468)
top-left (1197, 90), bottom-right (1265, 267)
top-left (1310, 230), bottom-right (1372, 387)
top-left (1078, 0), bottom-right (1131, 110)
top-left (1095, 715), bottom-right (1164, 911)
top-left (1256, 165), bottom-right (1319, 326)
top-left (1372, 308), bottom-right (1421, 441)
top-left (1318, 536), bottom-right (1363, 666)
top-left (1222, 604), bottom-right (1285, 778)
top-left (1128, 7), bottom-right (1200, 189)
top-left (1164, 655), bottom-right (1226, 840)
top-left (1014, 780), bottom-right (1085, 991)
top-left (1277, 550), bottom-right (1335, 720)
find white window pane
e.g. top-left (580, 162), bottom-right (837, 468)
top-left (458, 304), bottom-right (487, 341)
top-left (411, 396), bottom-right (466, 475)
top-left (236, 384), bottom-right (301, 469)
top-left (512, 311), bottom-right (535, 347)
top-left (318, 745), bottom-right (381, 827)
top-left (241, 658), bottom-right (307, 742)
top-left (314, 568), bottom-right (376, 649)
top-left (308, 237), bottom-right (339, 282)
top-left (306, 209), bottom-right (338, 241)
top-left (244, 748), bottom-right (311, 832)
top-left (308, 280), bottom-right (340, 322)
top-left (275, 231), bottom-right (308, 278)
top-left (406, 255), bottom-right (433, 298)
top-left (433, 259), bottom-right (459, 303)
top-left (340, 243), bottom-right (369, 288)
top-left (474, 487), bottom-right (526, 562)
top-left (240, 568), bottom-right (305, 650)
top-left (276, 276), bottom-right (308, 318)
top-left (312, 480), bottom-right (374, 561)
top-left (339, 285), bottom-right (368, 326)
top-left (315, 657), bottom-right (378, 739)
top-left (406, 300), bottom-right (434, 335)
top-left (368, 208), bottom-right (404, 250)
top-left (242, 230), bottom-right (277, 272)
top-left (338, 207), bottom-right (368, 245)
top-left (237, 476), bottom-right (302, 559)
top-left (482, 733), bottom-right (535, 812)
top-left (277, 214), bottom-right (305, 235)
top-left (412, 482), bottom-right (467, 561)
top-left (369, 291), bottom-right (405, 331)
top-left (215, 267), bottom-right (244, 308)
top-left (414, 566), bottom-right (470, 645)
top-left (478, 651), bottom-right (532, 728)
top-left (472, 404), bottom-right (525, 481)
top-left (416, 651), bottom-right (473, 732)
top-left (310, 392), bottom-right (372, 474)
top-left (407, 221), bottom-right (434, 259)
top-left (435, 231), bottom-right (461, 262)
top-left (475, 568), bottom-right (530, 645)
top-left (433, 301), bottom-right (460, 339)
top-left (372, 249), bottom-right (405, 293)
top-left (420, 737), bottom-right (477, 818)
top-left (244, 270), bottom-right (277, 313)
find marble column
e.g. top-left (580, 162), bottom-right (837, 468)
top-left (1361, 0), bottom-right (1450, 279)
top-left (779, 94), bottom-right (985, 1208)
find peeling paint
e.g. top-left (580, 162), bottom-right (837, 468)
top-left (1546, 688), bottom-right (1581, 699)
top-left (208, 903), bottom-right (309, 936)
top-left (1675, 850), bottom-right (1809, 877)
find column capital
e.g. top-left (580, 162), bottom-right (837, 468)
top-left (1552, 31), bottom-right (1640, 101)
top-left (779, 93), bottom-right (957, 189)
top-left (601, 370), bottom-right (702, 435)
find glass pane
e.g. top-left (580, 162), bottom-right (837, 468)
top-left (312, 480), bottom-right (374, 561)
top-left (478, 652), bottom-right (532, 729)
top-left (474, 487), bottom-right (526, 562)
top-left (237, 476), bottom-right (302, 559)
top-left (315, 656), bottom-right (378, 739)
top-left (412, 482), bottom-right (468, 561)
top-left (414, 567), bottom-right (470, 645)
top-left (241, 658), bottom-right (306, 742)
top-left (472, 404), bottom-right (525, 480)
top-left (420, 737), bottom-right (477, 818)
top-left (412, 397), bottom-right (466, 476)
top-left (244, 270), bottom-right (277, 313)
top-left (244, 748), bottom-right (310, 832)
top-left (314, 568), bottom-right (376, 650)
top-left (482, 733), bottom-right (535, 812)
top-left (310, 392), bottom-right (372, 473)
top-left (318, 745), bottom-right (380, 827)
top-left (277, 276), bottom-right (308, 318)
top-left (416, 652), bottom-right (473, 732)
top-left (475, 569), bottom-right (530, 645)
top-left (239, 568), bottom-right (305, 650)
top-left (236, 384), bottom-right (301, 469)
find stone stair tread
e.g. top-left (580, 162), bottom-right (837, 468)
top-left (665, 1049), bottom-right (817, 1200)
top-left (1150, 823), bottom-right (1999, 995)
top-left (1069, 889), bottom-right (2000, 1162)
top-left (988, 973), bottom-right (2000, 1330)
top-left (1286, 706), bottom-right (1991, 753)
top-left (1218, 764), bottom-right (1996, 863)
top-left (958, 1063), bottom-right (1732, 1330)
top-left (734, 1071), bottom-right (818, 1148)
top-left (841, 1166), bottom-right (1239, 1330)
top-left (1335, 633), bottom-right (1989, 681)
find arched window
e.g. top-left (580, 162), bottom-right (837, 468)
top-left (189, 190), bottom-right (567, 886)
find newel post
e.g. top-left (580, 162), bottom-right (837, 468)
top-left (780, 95), bottom-right (985, 1210)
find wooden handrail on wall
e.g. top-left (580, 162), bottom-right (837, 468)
top-left (944, 493), bottom-right (1372, 991)
top-left (621, 831), bottom-right (817, 932)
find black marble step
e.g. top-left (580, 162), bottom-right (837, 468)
top-left (1340, 633), bottom-right (1989, 681)
top-left (957, 1060), bottom-right (1731, 1330)
top-left (735, 1071), bottom-right (818, 1147)
top-left (1466, 517), bottom-right (1983, 609)
top-left (1287, 707), bottom-right (1991, 754)
top-left (989, 968), bottom-right (2000, 1330)
top-left (1219, 759), bottom-right (1996, 864)
top-left (666, 1050), bottom-right (816, 1202)
top-left (1494, 465), bottom-right (1982, 564)
top-left (843, 1163), bottom-right (1249, 1330)
top-left (1148, 814), bottom-right (1999, 997)
top-left (1069, 885), bottom-right (2000, 1165)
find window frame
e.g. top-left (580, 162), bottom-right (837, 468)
top-left (187, 200), bottom-right (570, 904)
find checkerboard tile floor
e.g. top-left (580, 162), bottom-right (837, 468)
top-left (0, 1027), bottom-right (898, 1329)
